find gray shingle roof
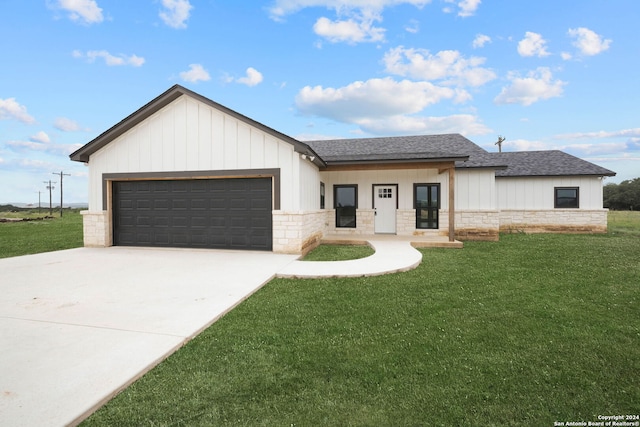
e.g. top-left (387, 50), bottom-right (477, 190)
top-left (306, 134), bottom-right (506, 169)
top-left (493, 151), bottom-right (616, 177)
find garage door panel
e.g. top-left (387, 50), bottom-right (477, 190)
top-left (113, 178), bottom-right (272, 250)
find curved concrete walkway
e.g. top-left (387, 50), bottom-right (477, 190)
top-left (277, 240), bottom-right (424, 278)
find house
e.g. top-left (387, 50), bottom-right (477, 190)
top-left (70, 85), bottom-right (616, 254)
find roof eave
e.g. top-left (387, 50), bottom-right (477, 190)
top-left (496, 172), bottom-right (617, 178)
top-left (456, 164), bottom-right (509, 170)
top-left (70, 86), bottom-right (185, 163)
top-left (323, 156), bottom-right (469, 166)
top-left (70, 84), bottom-right (326, 168)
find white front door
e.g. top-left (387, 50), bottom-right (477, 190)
top-left (374, 185), bottom-right (397, 234)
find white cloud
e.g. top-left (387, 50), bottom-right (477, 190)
top-left (568, 27), bottom-right (611, 56)
top-left (54, 117), bottom-right (81, 132)
top-left (494, 67), bottom-right (565, 106)
top-left (313, 15), bottom-right (385, 43)
top-left (179, 64), bottom-right (211, 83)
top-left (457, 0), bottom-right (481, 17)
top-left (18, 158), bottom-right (64, 172)
top-left (74, 50), bottom-right (145, 67)
top-left (357, 114), bottom-right (491, 136)
top-left (562, 142), bottom-right (628, 156)
top-left (383, 46), bottom-right (496, 87)
top-left (0, 98), bottom-right (36, 124)
top-left (560, 52), bottom-right (572, 61)
top-left (30, 131), bottom-right (51, 144)
top-left (294, 77), bottom-right (487, 135)
top-left (236, 67), bottom-right (264, 86)
top-left (501, 138), bottom-right (551, 151)
top-left (296, 77), bottom-right (461, 123)
top-left (517, 32), bottom-right (550, 57)
top-left (159, 0), bottom-right (193, 29)
top-left (472, 34), bottom-right (491, 48)
top-left (268, 0), bottom-right (430, 20)
top-left (268, 0), bottom-right (429, 43)
top-left (405, 19), bottom-right (419, 34)
top-left (7, 140), bottom-right (81, 156)
top-left (442, 0), bottom-right (481, 17)
top-left (555, 128), bottom-right (640, 140)
top-left (54, 0), bottom-right (103, 25)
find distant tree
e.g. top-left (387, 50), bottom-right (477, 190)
top-left (604, 178), bottom-right (640, 210)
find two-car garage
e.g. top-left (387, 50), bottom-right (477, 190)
top-left (112, 177), bottom-right (273, 251)
top-left (70, 85), bottom-right (318, 253)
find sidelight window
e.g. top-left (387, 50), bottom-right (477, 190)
top-left (334, 185), bottom-right (358, 228)
top-left (414, 183), bottom-right (440, 229)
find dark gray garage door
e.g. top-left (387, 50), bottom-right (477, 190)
top-left (113, 178), bottom-right (272, 251)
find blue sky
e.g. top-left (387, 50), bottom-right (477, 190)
top-left (1, 0), bottom-right (638, 204)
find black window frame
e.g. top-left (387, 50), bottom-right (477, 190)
top-left (320, 182), bottom-right (325, 209)
top-left (334, 184), bottom-right (358, 228)
top-left (414, 183), bottom-right (440, 229)
top-left (554, 187), bottom-right (579, 209)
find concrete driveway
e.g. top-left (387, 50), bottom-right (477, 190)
top-left (0, 247), bottom-right (298, 427)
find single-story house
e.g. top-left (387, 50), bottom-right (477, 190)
top-left (70, 85), bottom-right (616, 254)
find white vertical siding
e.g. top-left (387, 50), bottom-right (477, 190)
top-left (197, 106), bottom-right (212, 170)
top-left (319, 168), bottom-right (449, 210)
top-left (455, 169), bottom-right (496, 210)
top-left (496, 176), bottom-right (604, 209)
top-left (87, 96), bottom-right (303, 210)
top-left (299, 158), bottom-right (321, 210)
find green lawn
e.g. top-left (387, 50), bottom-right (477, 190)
top-left (303, 243), bottom-right (375, 261)
top-left (0, 210), bottom-right (83, 258)
top-left (81, 212), bottom-right (640, 426)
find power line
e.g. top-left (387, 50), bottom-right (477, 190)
top-left (43, 180), bottom-right (56, 217)
top-left (53, 171), bottom-right (71, 217)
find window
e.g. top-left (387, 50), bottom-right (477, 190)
top-left (334, 185), bottom-right (357, 228)
top-left (377, 187), bottom-right (393, 198)
top-left (555, 187), bottom-right (579, 208)
top-left (320, 182), bottom-right (325, 209)
top-left (414, 183), bottom-right (440, 229)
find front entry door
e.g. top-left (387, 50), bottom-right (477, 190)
top-left (374, 185), bottom-right (397, 234)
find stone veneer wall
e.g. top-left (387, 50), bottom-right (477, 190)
top-left (272, 210), bottom-right (331, 254)
top-left (455, 210), bottom-right (500, 241)
top-left (81, 211), bottom-right (111, 247)
top-left (499, 209), bottom-right (608, 233)
top-left (326, 209), bottom-right (376, 236)
top-left (397, 210), bottom-right (446, 237)
top-left (81, 208), bottom-right (606, 253)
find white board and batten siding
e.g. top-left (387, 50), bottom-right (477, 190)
top-left (319, 168), bottom-right (446, 210)
top-left (455, 169), bottom-right (496, 210)
top-left (496, 176), bottom-right (604, 210)
top-left (319, 168), bottom-right (496, 211)
top-left (87, 96), bottom-right (317, 212)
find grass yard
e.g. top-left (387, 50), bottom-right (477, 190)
top-left (0, 210), bottom-right (83, 258)
top-left (82, 212), bottom-right (640, 426)
top-left (303, 243), bottom-right (375, 261)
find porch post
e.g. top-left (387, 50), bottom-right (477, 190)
top-left (448, 166), bottom-right (455, 242)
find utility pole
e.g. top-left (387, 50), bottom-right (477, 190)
top-left (53, 171), bottom-right (71, 217)
top-left (44, 181), bottom-right (56, 216)
top-left (36, 191), bottom-right (42, 214)
top-left (495, 135), bottom-right (506, 153)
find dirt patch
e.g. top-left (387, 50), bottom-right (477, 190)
top-left (500, 224), bottom-right (608, 234)
top-left (455, 228), bottom-right (500, 241)
top-left (0, 217), bottom-right (53, 223)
